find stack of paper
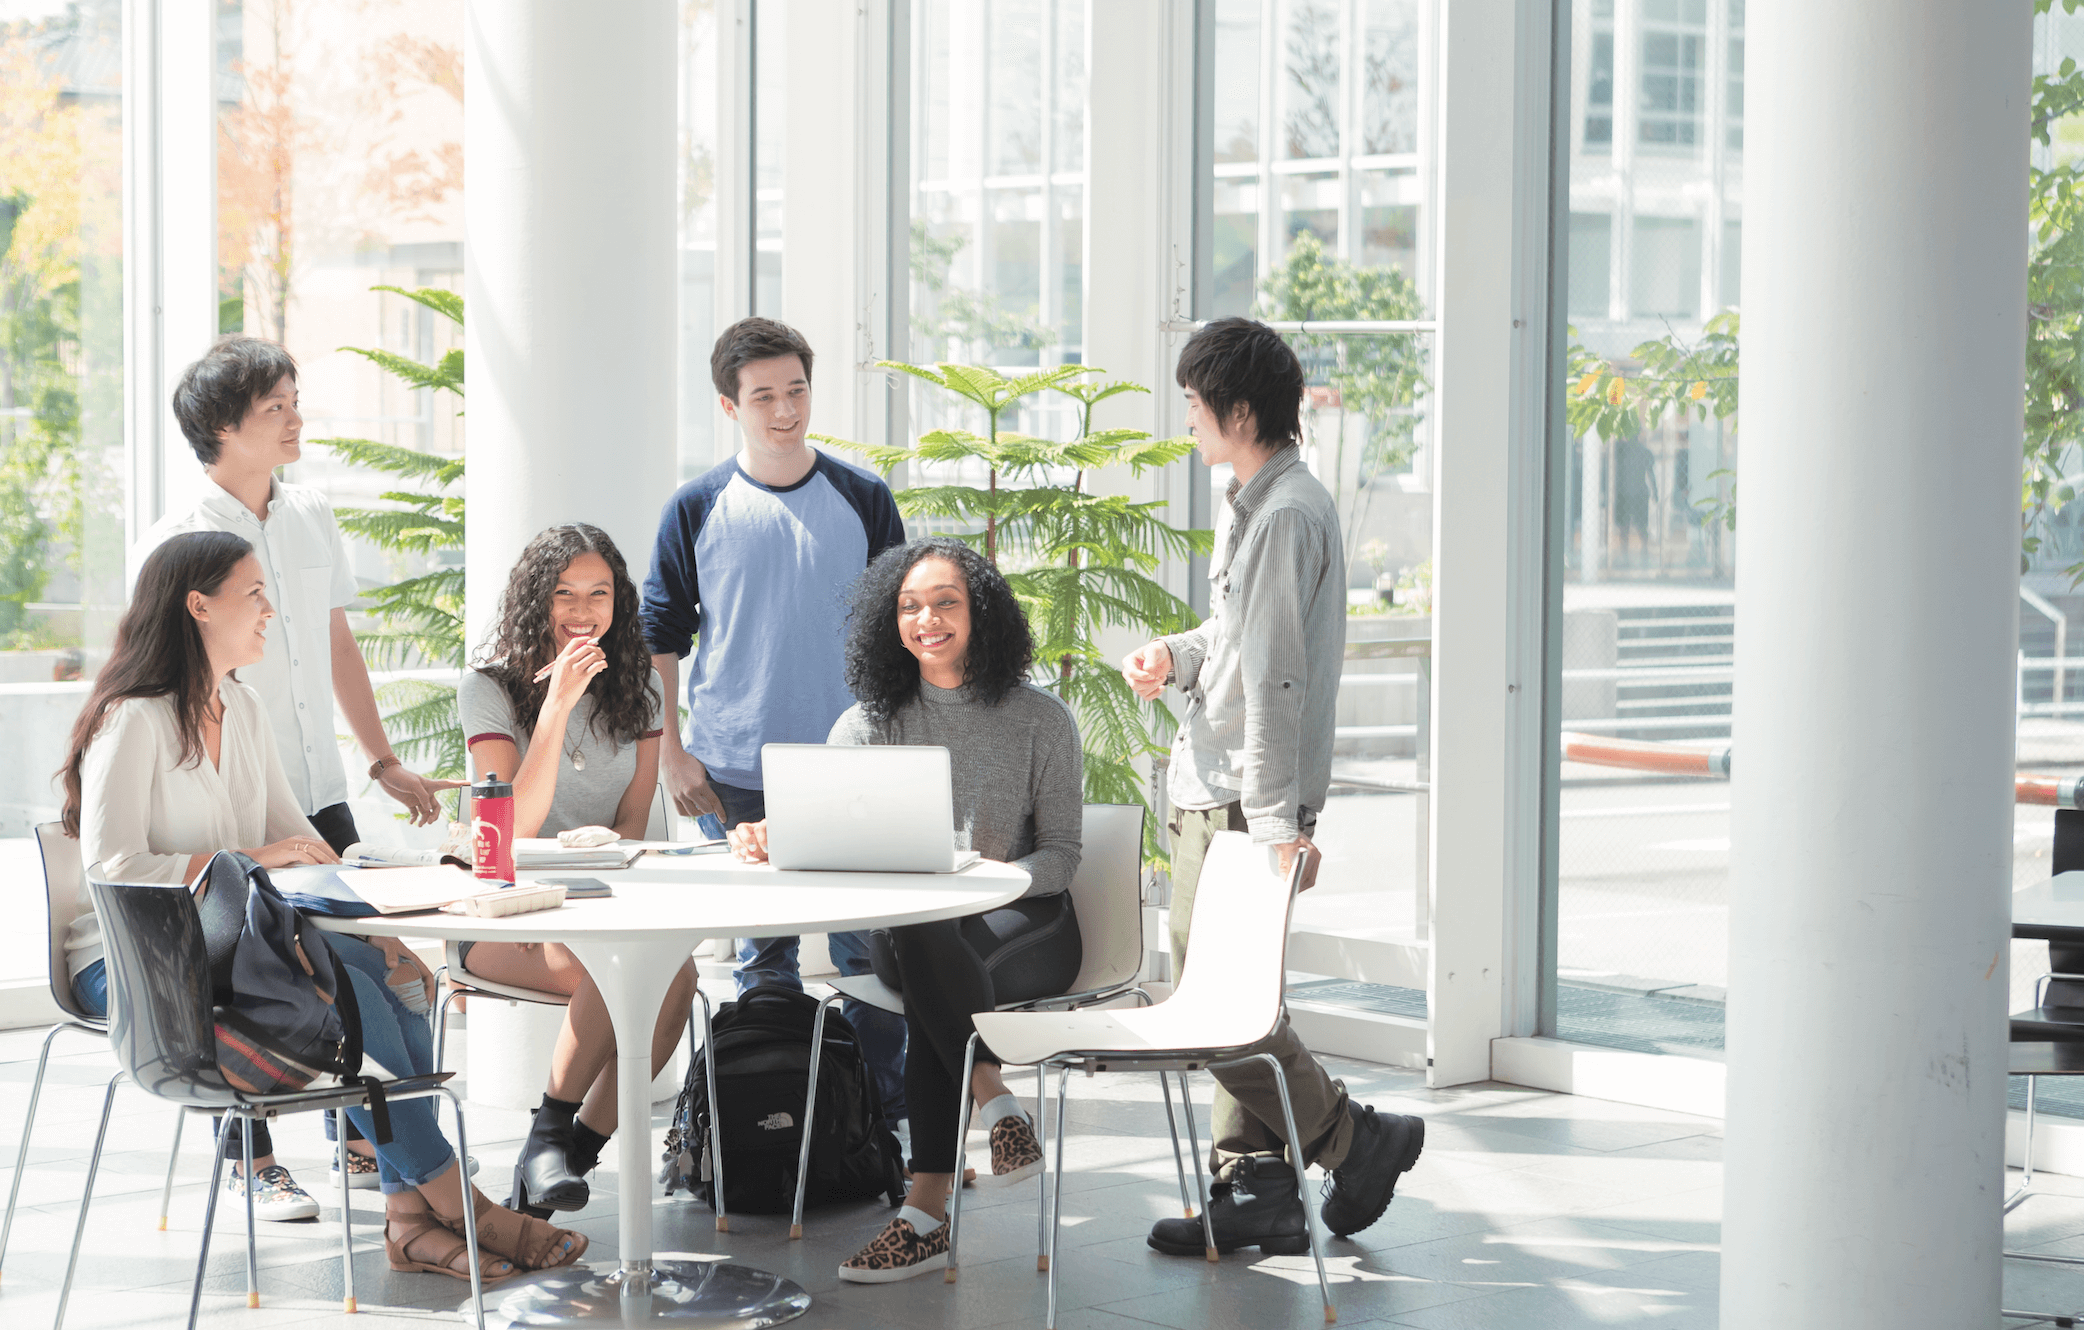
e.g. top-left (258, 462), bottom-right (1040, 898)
top-left (513, 838), bottom-right (644, 869)
top-left (272, 864), bottom-right (481, 916)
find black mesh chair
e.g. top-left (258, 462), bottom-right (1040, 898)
top-left (80, 862), bottom-right (490, 1330)
top-left (0, 823), bottom-right (196, 1324)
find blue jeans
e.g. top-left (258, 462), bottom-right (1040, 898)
top-left (339, 964), bottom-right (455, 1193)
top-left (71, 959), bottom-right (108, 1018)
top-left (704, 775), bottom-right (910, 1121)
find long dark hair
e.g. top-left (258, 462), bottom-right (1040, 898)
top-left (59, 530), bottom-right (255, 836)
top-left (843, 537), bottom-right (1033, 722)
top-left (474, 523), bottom-right (658, 745)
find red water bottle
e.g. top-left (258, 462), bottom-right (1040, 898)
top-left (471, 772), bottom-right (515, 881)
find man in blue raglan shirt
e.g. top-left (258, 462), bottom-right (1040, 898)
top-left (643, 317), bottom-right (911, 1121)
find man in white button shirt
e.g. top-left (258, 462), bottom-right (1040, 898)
top-left (138, 336), bottom-right (463, 1217)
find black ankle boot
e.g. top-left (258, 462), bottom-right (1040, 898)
top-left (1146, 1154), bottom-right (1309, 1257)
top-left (510, 1107), bottom-right (590, 1214)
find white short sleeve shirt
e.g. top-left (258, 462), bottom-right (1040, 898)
top-left (135, 476), bottom-right (360, 815)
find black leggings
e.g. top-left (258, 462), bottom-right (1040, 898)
top-left (894, 893), bottom-right (1082, 1173)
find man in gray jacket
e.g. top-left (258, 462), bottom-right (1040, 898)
top-left (1123, 317), bottom-right (1424, 1256)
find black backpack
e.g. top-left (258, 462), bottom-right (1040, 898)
top-left (660, 984), bottom-right (905, 1214)
top-left (192, 850), bottom-right (393, 1142)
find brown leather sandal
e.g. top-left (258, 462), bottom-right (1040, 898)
top-left (453, 1193), bottom-right (589, 1270)
top-left (385, 1192), bottom-right (516, 1283)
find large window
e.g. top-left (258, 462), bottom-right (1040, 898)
top-left (215, 0), bottom-right (465, 587)
top-left (1196, 3), bottom-right (1437, 1001)
top-left (0, 3), bottom-right (125, 692)
top-left (1209, 0), bottom-right (1430, 321)
top-left (1551, 0), bottom-right (1742, 1056)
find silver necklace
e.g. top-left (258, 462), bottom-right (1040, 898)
top-left (565, 732), bottom-right (586, 771)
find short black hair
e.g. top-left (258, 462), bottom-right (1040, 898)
top-left (171, 336), bottom-right (299, 465)
top-left (711, 317), bottom-right (815, 402)
top-left (1174, 317), bottom-right (1305, 449)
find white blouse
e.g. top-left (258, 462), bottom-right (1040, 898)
top-left (65, 678), bottom-right (317, 977)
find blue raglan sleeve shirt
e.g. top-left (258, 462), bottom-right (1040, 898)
top-left (638, 452), bottom-right (910, 790)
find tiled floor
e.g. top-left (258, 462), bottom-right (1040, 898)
top-left (3, 1022), bottom-right (2081, 1330)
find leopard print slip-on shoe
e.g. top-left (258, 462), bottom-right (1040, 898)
top-left (836, 1216), bottom-right (951, 1284)
top-left (972, 1113), bottom-right (1043, 1190)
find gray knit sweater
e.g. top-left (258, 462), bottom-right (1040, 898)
top-left (827, 680), bottom-right (1083, 898)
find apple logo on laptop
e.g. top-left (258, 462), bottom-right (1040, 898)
top-left (848, 794), bottom-right (872, 821)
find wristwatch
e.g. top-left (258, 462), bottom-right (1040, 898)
top-left (369, 755), bottom-right (402, 780)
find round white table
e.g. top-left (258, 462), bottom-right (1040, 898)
top-left (316, 857), bottom-right (1028, 1328)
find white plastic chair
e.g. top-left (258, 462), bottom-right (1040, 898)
top-left (952, 831), bottom-right (1337, 1328)
top-left (790, 804), bottom-right (1185, 1244)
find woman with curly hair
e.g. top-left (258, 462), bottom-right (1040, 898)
top-left (455, 524), bottom-right (697, 1218)
top-left (730, 536), bottom-right (1084, 1283)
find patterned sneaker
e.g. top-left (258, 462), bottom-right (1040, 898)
top-left (329, 1150), bottom-right (380, 1190)
top-left (836, 1216), bottom-right (950, 1284)
top-left (225, 1164), bottom-right (321, 1221)
top-left (972, 1112), bottom-right (1042, 1190)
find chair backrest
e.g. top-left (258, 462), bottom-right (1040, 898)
top-left (34, 822), bottom-right (95, 1023)
top-left (83, 862), bottom-right (239, 1108)
top-left (1166, 831), bottom-right (1305, 1048)
top-left (1064, 803), bottom-right (1145, 995)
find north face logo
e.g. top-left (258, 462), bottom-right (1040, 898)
top-left (756, 1112), bottom-right (795, 1131)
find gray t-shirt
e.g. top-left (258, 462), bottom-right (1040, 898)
top-left (827, 680), bottom-right (1083, 898)
top-left (457, 667), bottom-right (668, 837)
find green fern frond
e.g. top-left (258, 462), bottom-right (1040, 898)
top-left (811, 434), bottom-right (915, 475)
top-left (340, 346), bottom-right (463, 397)
top-left (312, 437), bottom-right (466, 486)
top-left (370, 284), bottom-right (463, 328)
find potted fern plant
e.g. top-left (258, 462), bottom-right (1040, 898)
top-left (310, 284), bottom-right (468, 811)
top-left (816, 362), bottom-right (1212, 862)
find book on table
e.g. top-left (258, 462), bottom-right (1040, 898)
top-left (270, 864), bottom-right (483, 917)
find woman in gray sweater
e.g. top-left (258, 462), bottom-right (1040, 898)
top-left (729, 537), bottom-right (1083, 1283)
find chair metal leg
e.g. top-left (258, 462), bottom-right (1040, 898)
top-left (187, 1121), bottom-right (232, 1330)
top-left (438, 1086), bottom-right (489, 1330)
top-left (1045, 1062), bottom-right (1070, 1330)
top-left (1250, 1052), bottom-right (1336, 1325)
top-left (433, 981), bottom-right (463, 1072)
top-left (54, 1069), bottom-right (123, 1330)
top-left (1179, 1070), bottom-right (1217, 1260)
top-left (159, 1109), bottom-right (188, 1230)
top-left (336, 1108), bottom-right (356, 1313)
top-left (0, 1021), bottom-right (66, 1279)
top-left (698, 989), bottom-right (728, 1232)
top-left (945, 1031), bottom-right (983, 1283)
top-left (241, 1111), bottom-right (259, 1308)
top-left (1035, 1061), bottom-right (1049, 1272)
top-left (1158, 1072), bottom-right (1197, 1220)
top-left (789, 992), bottom-right (842, 1239)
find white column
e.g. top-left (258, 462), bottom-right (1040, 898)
top-left (463, 0), bottom-right (677, 648)
top-left (124, 0), bottom-right (219, 563)
top-left (1084, 1), bottom-right (1194, 621)
top-left (781, 0), bottom-right (905, 452)
top-left (1721, 4), bottom-right (2027, 1327)
top-left (1425, 0), bottom-right (1554, 1085)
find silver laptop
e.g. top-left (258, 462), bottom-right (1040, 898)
top-left (760, 743), bottom-right (983, 873)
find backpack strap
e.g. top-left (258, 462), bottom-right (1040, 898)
top-left (325, 951), bottom-right (393, 1147)
top-left (194, 851), bottom-right (256, 1000)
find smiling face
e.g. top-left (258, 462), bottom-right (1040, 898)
top-left (211, 373), bottom-right (302, 474)
top-left (722, 354), bottom-right (811, 459)
top-left (1182, 385), bottom-right (1264, 471)
top-left (548, 551), bottom-right (615, 647)
top-left (188, 553), bottom-right (274, 674)
top-left (896, 556), bottom-right (972, 688)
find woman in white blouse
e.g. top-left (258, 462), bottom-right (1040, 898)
top-left (56, 531), bottom-right (588, 1285)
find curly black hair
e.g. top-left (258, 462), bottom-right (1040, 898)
top-left (844, 537), bottom-right (1033, 722)
top-left (473, 523), bottom-right (659, 746)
